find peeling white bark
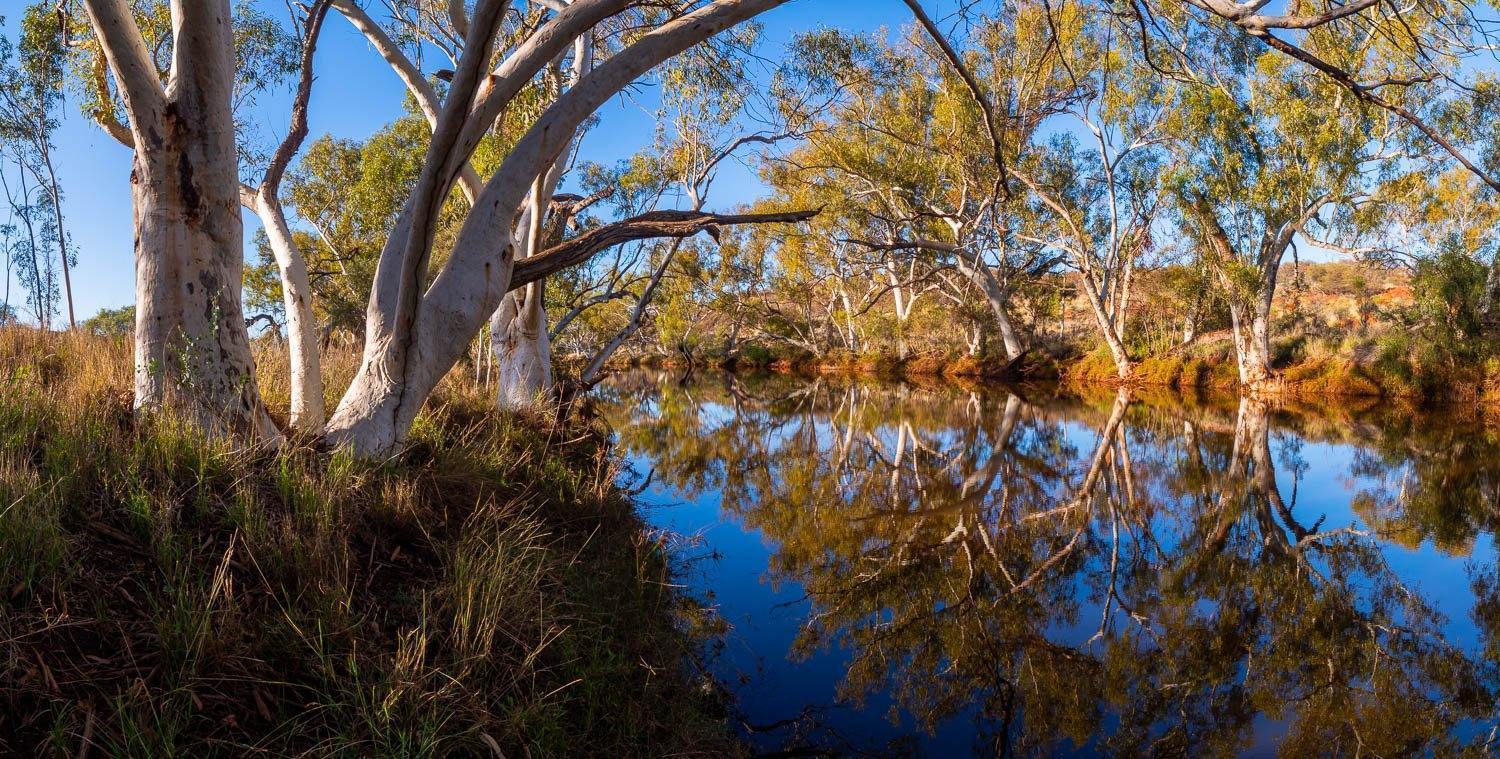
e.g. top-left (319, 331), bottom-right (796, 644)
top-left (86, 0), bottom-right (278, 439)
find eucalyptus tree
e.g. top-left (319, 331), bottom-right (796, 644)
top-left (0, 8), bottom-right (75, 330)
top-left (79, 0), bottom-right (807, 451)
top-left (244, 95), bottom-right (530, 350)
top-left (0, 148), bottom-right (61, 329)
top-left (1168, 52), bottom-right (1399, 388)
top-left (71, 0), bottom-right (303, 436)
top-left (317, 0), bottom-right (809, 453)
top-left (1000, 3), bottom-right (1172, 381)
top-left (762, 14), bottom-right (1079, 364)
top-left (232, 2), bottom-right (333, 431)
top-left (565, 41), bottom-right (801, 390)
top-left (759, 31), bottom-right (954, 359)
top-left (76, 0), bottom-right (1467, 454)
top-left (1148, 0), bottom-right (1500, 327)
top-left (488, 13), bottom-right (816, 405)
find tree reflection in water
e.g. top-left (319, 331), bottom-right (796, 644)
top-left (598, 372), bottom-right (1500, 755)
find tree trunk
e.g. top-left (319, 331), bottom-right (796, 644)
top-left (131, 116), bottom-right (275, 437)
top-left (1077, 272), bottom-right (1131, 380)
top-left (251, 191), bottom-right (325, 430)
top-left (1229, 249), bottom-right (1283, 391)
top-left (13, 165), bottom-right (46, 329)
top-left (992, 300), bottom-right (1023, 361)
top-left (1243, 307), bottom-right (1274, 387)
top-left (1223, 300), bottom-right (1248, 384)
top-left (323, 0), bottom-right (788, 455)
top-left (955, 256), bottom-right (1023, 361)
top-left (489, 28), bottom-right (594, 408)
top-left (1225, 297), bottom-right (1273, 388)
top-left (723, 306), bottom-right (742, 361)
top-left (40, 149), bottom-right (75, 329)
top-left (86, 0), bottom-right (278, 439)
top-left (492, 283), bottom-right (553, 408)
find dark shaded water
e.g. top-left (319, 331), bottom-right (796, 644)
top-left (597, 371), bottom-right (1500, 756)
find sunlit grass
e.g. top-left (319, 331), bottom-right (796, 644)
top-left (0, 326), bottom-right (732, 756)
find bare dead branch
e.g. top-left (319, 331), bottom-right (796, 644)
top-left (510, 207), bottom-right (820, 291)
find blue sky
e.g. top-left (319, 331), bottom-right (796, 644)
top-left (1, 1), bottom-right (926, 321)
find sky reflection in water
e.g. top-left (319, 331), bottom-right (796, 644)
top-left (597, 371), bottom-right (1500, 756)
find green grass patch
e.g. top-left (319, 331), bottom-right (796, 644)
top-left (0, 328), bottom-right (734, 756)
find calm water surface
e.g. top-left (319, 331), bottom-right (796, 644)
top-left (597, 371), bottom-right (1500, 756)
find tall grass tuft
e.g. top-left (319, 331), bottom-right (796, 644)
top-left (0, 326), bottom-right (733, 756)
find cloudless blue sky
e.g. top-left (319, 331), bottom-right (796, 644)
top-left (1, 1), bottom-right (934, 322)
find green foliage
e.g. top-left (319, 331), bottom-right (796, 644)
top-left (1410, 239), bottom-right (1489, 352)
top-left (82, 304), bottom-right (134, 336)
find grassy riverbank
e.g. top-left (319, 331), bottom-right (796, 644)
top-left (628, 329), bottom-right (1500, 408)
top-left (1063, 330), bottom-right (1500, 404)
top-left (0, 328), bottom-right (732, 755)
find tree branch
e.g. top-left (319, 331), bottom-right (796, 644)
top-left (87, 52), bottom-right (135, 148)
top-left (510, 208), bottom-right (820, 291)
top-left (842, 236), bottom-right (961, 254)
top-left (81, 0), bottom-right (165, 146)
top-left (329, 0), bottom-right (484, 201)
top-left (900, 0), bottom-right (1009, 199)
top-left (1189, 0), bottom-right (1500, 193)
top-left (263, 0), bottom-right (332, 195)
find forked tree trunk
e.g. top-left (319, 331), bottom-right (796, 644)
top-left (1230, 250), bottom-right (1284, 391)
top-left (952, 255), bottom-right (1023, 361)
top-left (492, 284), bottom-right (553, 407)
top-left (1188, 196), bottom-right (1307, 392)
top-left (86, 0), bottom-right (278, 439)
top-left (324, 0), bottom-right (789, 456)
top-left (1226, 294), bottom-right (1273, 387)
top-left (490, 30), bottom-right (592, 409)
top-left (490, 197), bottom-right (558, 409)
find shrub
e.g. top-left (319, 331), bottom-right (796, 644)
top-left (1410, 242), bottom-right (1489, 356)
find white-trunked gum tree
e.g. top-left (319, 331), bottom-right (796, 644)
top-left (317, 0), bottom-right (797, 455)
top-left (82, 0), bottom-right (280, 439)
top-left (77, 0), bottom-right (804, 454)
top-left (73, 0), bottom-right (1475, 453)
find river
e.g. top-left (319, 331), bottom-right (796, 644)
top-left (596, 370), bottom-right (1500, 756)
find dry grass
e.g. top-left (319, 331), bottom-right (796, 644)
top-left (0, 327), bottom-right (734, 756)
